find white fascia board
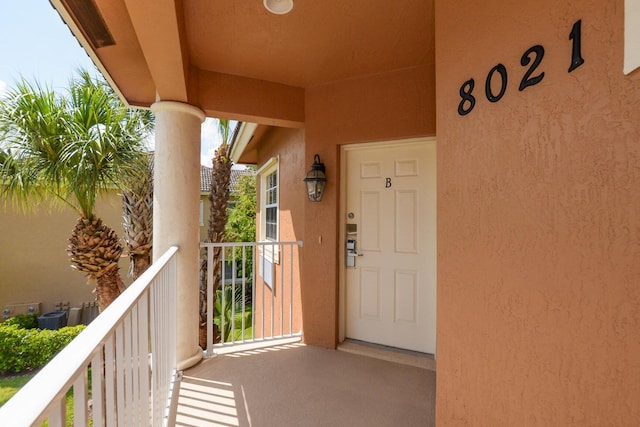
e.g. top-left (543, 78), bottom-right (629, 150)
top-left (230, 122), bottom-right (258, 163)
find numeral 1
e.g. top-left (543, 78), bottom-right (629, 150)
top-left (568, 19), bottom-right (584, 72)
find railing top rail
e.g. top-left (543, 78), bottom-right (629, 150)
top-left (200, 240), bottom-right (303, 248)
top-left (0, 245), bottom-right (179, 426)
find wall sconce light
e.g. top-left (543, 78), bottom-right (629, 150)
top-left (304, 154), bottom-right (327, 202)
top-left (264, 0), bottom-right (294, 14)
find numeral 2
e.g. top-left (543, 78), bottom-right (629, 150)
top-left (519, 45), bottom-right (545, 91)
top-left (456, 19), bottom-right (584, 116)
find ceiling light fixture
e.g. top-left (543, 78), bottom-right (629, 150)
top-left (264, 0), bottom-right (294, 15)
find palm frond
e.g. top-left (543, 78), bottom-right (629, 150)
top-left (0, 70), bottom-right (154, 217)
top-left (217, 119), bottom-right (231, 147)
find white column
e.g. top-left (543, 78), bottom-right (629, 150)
top-left (151, 101), bottom-right (205, 370)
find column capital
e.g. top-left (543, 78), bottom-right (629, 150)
top-left (151, 101), bottom-right (206, 123)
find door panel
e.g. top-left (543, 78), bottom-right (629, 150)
top-left (344, 140), bottom-right (436, 354)
top-left (361, 191), bottom-right (381, 251)
top-left (396, 190), bottom-right (418, 253)
top-left (395, 270), bottom-right (418, 324)
top-left (360, 268), bottom-right (381, 319)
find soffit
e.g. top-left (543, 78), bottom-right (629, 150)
top-left (53, 0), bottom-right (435, 114)
top-left (186, 0), bottom-right (434, 88)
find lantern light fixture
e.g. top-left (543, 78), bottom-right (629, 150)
top-left (304, 154), bottom-right (327, 202)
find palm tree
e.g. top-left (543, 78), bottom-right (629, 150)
top-left (122, 154), bottom-right (154, 279)
top-left (199, 119), bottom-right (233, 345)
top-left (208, 119), bottom-right (233, 244)
top-left (0, 70), bottom-right (153, 312)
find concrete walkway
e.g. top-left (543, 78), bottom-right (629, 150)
top-left (177, 343), bottom-right (435, 427)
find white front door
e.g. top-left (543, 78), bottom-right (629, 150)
top-left (343, 139), bottom-right (436, 354)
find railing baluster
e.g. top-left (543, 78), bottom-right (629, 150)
top-left (252, 244), bottom-right (257, 341)
top-left (105, 335), bottom-right (116, 427)
top-left (221, 247), bottom-right (226, 344)
top-left (138, 293), bottom-right (150, 426)
top-left (241, 245), bottom-right (247, 342)
top-left (271, 242), bottom-right (275, 338)
top-left (290, 243), bottom-right (294, 336)
top-left (150, 269), bottom-right (162, 423)
top-left (0, 247), bottom-right (179, 427)
top-left (73, 368), bottom-right (88, 427)
top-left (124, 311), bottom-right (134, 425)
top-left (92, 350), bottom-right (104, 427)
top-left (280, 243), bottom-right (284, 337)
top-left (261, 246), bottom-right (265, 340)
top-left (48, 398), bottom-right (65, 427)
top-left (115, 323), bottom-right (126, 426)
top-left (231, 247), bottom-right (236, 344)
top-left (207, 245), bottom-right (214, 355)
top-left (199, 241), bottom-right (302, 350)
top-left (131, 303), bottom-right (140, 426)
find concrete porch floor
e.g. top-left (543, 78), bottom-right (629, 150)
top-left (177, 342), bottom-right (435, 427)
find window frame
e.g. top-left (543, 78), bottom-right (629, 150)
top-left (258, 157), bottom-right (280, 263)
top-left (199, 199), bottom-right (205, 227)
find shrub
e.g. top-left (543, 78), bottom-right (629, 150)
top-left (0, 324), bottom-right (85, 374)
top-left (3, 313), bottom-right (38, 329)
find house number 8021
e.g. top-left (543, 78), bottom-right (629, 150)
top-left (457, 19), bottom-right (584, 116)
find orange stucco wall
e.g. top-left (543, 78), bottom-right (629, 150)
top-left (435, 0), bottom-right (640, 424)
top-left (255, 127), bottom-right (305, 336)
top-left (0, 193), bottom-right (133, 316)
top-left (303, 64), bottom-right (436, 347)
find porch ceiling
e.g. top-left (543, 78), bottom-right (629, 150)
top-left (52, 0), bottom-right (434, 125)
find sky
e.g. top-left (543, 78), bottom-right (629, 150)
top-left (0, 1), bottom-right (222, 167)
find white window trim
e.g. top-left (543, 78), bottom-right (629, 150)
top-left (625, 0), bottom-right (640, 74)
top-left (199, 199), bottom-right (204, 227)
top-left (258, 157), bottom-right (280, 263)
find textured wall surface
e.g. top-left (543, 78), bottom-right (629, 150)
top-left (0, 193), bottom-right (132, 315)
top-left (435, 0), bottom-right (640, 424)
top-left (303, 65), bottom-right (437, 347)
top-left (255, 127), bottom-right (305, 336)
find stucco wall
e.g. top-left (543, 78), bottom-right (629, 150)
top-left (255, 127), bottom-right (305, 336)
top-left (435, 0), bottom-right (640, 424)
top-left (303, 64), bottom-right (437, 347)
top-left (0, 192), bottom-right (133, 316)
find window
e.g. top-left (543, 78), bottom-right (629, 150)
top-left (265, 170), bottom-right (278, 241)
top-left (259, 157), bottom-right (279, 242)
top-left (258, 158), bottom-right (279, 271)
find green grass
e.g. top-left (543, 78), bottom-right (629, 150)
top-left (0, 373), bottom-right (84, 426)
top-left (0, 373), bottom-right (34, 406)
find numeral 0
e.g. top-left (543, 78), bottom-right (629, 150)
top-left (486, 64), bottom-right (508, 102)
top-left (457, 19), bottom-right (584, 116)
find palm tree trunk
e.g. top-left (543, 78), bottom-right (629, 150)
top-left (68, 216), bottom-right (125, 312)
top-left (200, 121), bottom-right (233, 345)
top-left (122, 156), bottom-right (154, 280)
top-left (95, 267), bottom-right (126, 311)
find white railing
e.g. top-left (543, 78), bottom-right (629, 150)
top-left (0, 246), bottom-right (179, 427)
top-left (200, 241), bottom-right (303, 357)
